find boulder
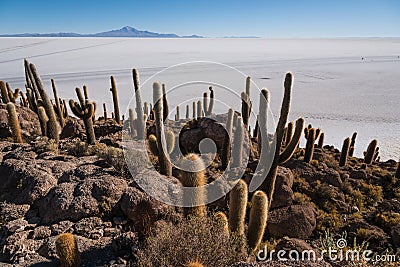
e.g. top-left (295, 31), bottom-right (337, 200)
top-left (271, 167), bottom-right (294, 208)
top-left (0, 104), bottom-right (41, 139)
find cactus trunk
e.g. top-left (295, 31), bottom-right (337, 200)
top-left (228, 179), bottom-right (248, 236)
top-left (110, 76), bottom-right (121, 124)
top-left (6, 103), bottom-right (23, 143)
top-left (247, 191), bottom-right (268, 252)
top-left (339, 137), bottom-right (350, 167)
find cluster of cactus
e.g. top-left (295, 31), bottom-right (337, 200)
top-left (55, 233), bottom-right (80, 267)
top-left (228, 179), bottom-right (269, 252)
top-left (179, 153), bottom-right (207, 217)
top-left (69, 87), bottom-right (96, 145)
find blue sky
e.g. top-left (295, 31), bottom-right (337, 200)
top-left (0, 0), bottom-right (399, 37)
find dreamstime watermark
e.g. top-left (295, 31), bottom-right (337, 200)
top-left (122, 61), bottom-right (277, 207)
top-left (257, 238), bottom-right (398, 263)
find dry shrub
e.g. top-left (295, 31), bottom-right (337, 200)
top-left (136, 216), bottom-right (247, 267)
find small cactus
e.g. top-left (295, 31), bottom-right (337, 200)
top-left (304, 128), bottom-right (316, 163)
top-left (232, 115), bottom-right (244, 168)
top-left (207, 86), bottom-right (214, 116)
top-left (192, 101), bottom-right (196, 119)
top-left (0, 81), bottom-right (10, 103)
top-left (6, 103), bottom-right (23, 143)
top-left (214, 211), bottom-right (229, 235)
top-left (175, 106), bottom-right (180, 121)
top-left (143, 102), bottom-right (149, 116)
top-left (203, 92), bottom-right (208, 116)
top-left (186, 261), bottom-right (205, 267)
top-left (229, 179), bottom-right (248, 236)
top-left (186, 104), bottom-right (190, 119)
top-left (247, 190), bottom-right (268, 252)
top-left (197, 100), bottom-right (202, 118)
top-left (339, 137), bottom-right (350, 167)
top-left (6, 83), bottom-right (20, 104)
top-left (110, 76), bottom-right (121, 124)
top-left (162, 83), bottom-right (169, 122)
top-left (364, 139), bottom-right (378, 164)
top-left (103, 103), bottom-right (107, 121)
top-left (148, 134), bottom-right (159, 156)
top-left (38, 106), bottom-right (49, 136)
top-left (179, 153), bottom-right (207, 217)
top-left (55, 233), bottom-right (80, 267)
top-left (166, 130), bottom-right (176, 154)
top-left (241, 91), bottom-right (250, 129)
top-left (128, 108), bottom-right (135, 137)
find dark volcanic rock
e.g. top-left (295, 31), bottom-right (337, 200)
top-left (0, 104), bottom-right (41, 139)
top-left (271, 166), bottom-right (294, 209)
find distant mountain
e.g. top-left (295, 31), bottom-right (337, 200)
top-left (0, 26), bottom-right (203, 38)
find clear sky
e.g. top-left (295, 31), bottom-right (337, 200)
top-left (0, 0), bottom-right (399, 37)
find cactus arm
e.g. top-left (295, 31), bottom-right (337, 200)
top-left (279, 117), bottom-right (304, 164)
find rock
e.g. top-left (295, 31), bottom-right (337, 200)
top-left (350, 169), bottom-right (367, 179)
top-left (275, 237), bottom-right (320, 259)
top-left (390, 225), bottom-right (400, 248)
top-left (39, 174), bottom-right (127, 224)
top-left (321, 168), bottom-right (342, 189)
top-left (268, 204), bottom-right (316, 239)
top-left (32, 226), bottom-right (51, 240)
top-left (74, 217), bottom-right (104, 239)
top-left (112, 231), bottom-right (138, 256)
top-left (271, 167), bottom-right (294, 208)
top-left (0, 203), bottom-right (30, 222)
top-left (0, 104), bottom-right (41, 139)
top-left (50, 220), bottom-right (74, 235)
top-left (60, 119), bottom-right (85, 139)
top-left (1, 230), bottom-right (43, 263)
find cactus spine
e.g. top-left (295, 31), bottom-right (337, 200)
top-left (228, 179), bottom-right (248, 236)
top-left (6, 103), bottom-right (23, 143)
top-left (0, 81), bottom-right (10, 103)
top-left (110, 76), bottom-right (121, 124)
top-left (51, 79), bottom-right (65, 127)
top-left (247, 190), bottom-right (268, 252)
top-left (55, 233), bottom-right (80, 267)
top-left (179, 153), bottom-right (206, 217)
top-left (304, 128), bottom-right (316, 163)
top-left (29, 62), bottom-right (59, 142)
top-left (69, 87), bottom-right (95, 145)
top-left (132, 69), bottom-right (145, 139)
top-left (278, 117), bottom-right (304, 164)
top-left (339, 137), bottom-right (351, 167)
top-left (153, 82), bottom-right (172, 176)
top-left (364, 139), bottom-right (378, 164)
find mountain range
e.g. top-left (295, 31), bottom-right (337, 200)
top-left (0, 26), bottom-right (203, 38)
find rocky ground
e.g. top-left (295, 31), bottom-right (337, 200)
top-left (0, 105), bottom-right (399, 267)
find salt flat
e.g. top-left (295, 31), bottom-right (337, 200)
top-left (0, 37), bottom-right (399, 160)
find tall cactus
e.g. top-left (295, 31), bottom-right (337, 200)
top-left (179, 153), bottom-right (206, 217)
top-left (304, 128), bottom-right (316, 163)
top-left (203, 86), bottom-right (214, 116)
top-left (132, 69), bottom-right (145, 140)
top-left (192, 101), bottom-right (196, 119)
top-left (55, 233), bottom-right (80, 267)
top-left (203, 92), bottom-right (208, 116)
top-left (364, 139), bottom-right (378, 164)
top-left (153, 82), bottom-right (172, 176)
top-left (110, 75), bottom-right (121, 124)
top-left (51, 79), bottom-right (65, 127)
top-left (229, 179), bottom-right (248, 236)
top-left (38, 106), bottom-right (49, 136)
top-left (103, 103), bottom-right (107, 121)
top-left (395, 160), bottom-right (400, 179)
top-left (247, 190), bottom-right (269, 252)
top-left (221, 108), bottom-right (234, 169)
top-left (186, 104), bottom-right (190, 119)
top-left (175, 106), bottom-right (180, 121)
top-left (69, 87), bottom-right (95, 145)
top-left (0, 81), bottom-right (10, 103)
top-left (6, 103), bottom-right (23, 143)
top-left (29, 62), bottom-right (59, 142)
top-left (232, 115), bottom-right (244, 168)
top-left (318, 132), bottom-right (325, 149)
top-left (349, 132), bottom-right (357, 156)
top-left (197, 100), bottom-right (202, 119)
top-left (339, 137), bottom-right (350, 167)
top-left (128, 108), bottom-right (135, 137)
top-left (162, 83), bottom-right (169, 122)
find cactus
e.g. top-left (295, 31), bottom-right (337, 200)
top-left (51, 79), bottom-right (65, 127)
top-left (148, 134), bottom-right (159, 156)
top-left (339, 137), bottom-right (351, 167)
top-left (186, 104), bottom-right (190, 119)
top-left (0, 81), bottom-right (10, 103)
top-left (247, 190), bottom-right (268, 252)
top-left (304, 128), bottom-right (316, 163)
top-left (38, 106), bottom-right (49, 136)
top-left (175, 106), bottom-right (180, 121)
top-left (55, 233), bottom-right (80, 267)
top-left (20, 91), bottom-right (28, 107)
top-left (62, 99), bottom-right (68, 118)
top-left (284, 121), bottom-right (294, 147)
top-left (69, 87), bottom-right (95, 145)
top-left (207, 86), bottom-right (214, 116)
top-left (349, 132), bottom-right (357, 156)
top-left (6, 103), bottom-right (23, 143)
top-left (318, 132), bottom-right (325, 149)
top-left (364, 139), bottom-right (378, 164)
top-left (29, 62), bottom-right (59, 142)
top-left (166, 130), bottom-right (176, 154)
top-left (203, 92), bottom-right (208, 116)
top-left (373, 147), bottom-right (380, 162)
top-left (192, 101), bottom-right (196, 119)
top-left (257, 89), bottom-right (269, 155)
top-left (228, 179), bottom-right (248, 236)
top-left (395, 160), bottom-right (400, 179)
top-left (214, 211), bottom-right (229, 235)
top-left (128, 108), bottom-right (135, 137)
top-left (103, 103), bottom-right (107, 121)
top-left (232, 115), bottom-right (244, 168)
top-left (253, 117), bottom-right (259, 139)
top-left (186, 261), bottom-right (205, 267)
top-left (221, 108), bottom-right (234, 169)
top-left (6, 83), bottom-right (20, 104)
top-left (278, 117), bottom-right (304, 164)
top-left (110, 75), bottom-right (121, 124)
top-left (161, 83), bottom-right (169, 122)
top-left (143, 102), bottom-right (149, 116)
top-left (153, 82), bottom-right (172, 176)
top-left (197, 100), bottom-right (202, 118)
top-left (241, 91), bottom-right (250, 129)
top-left (179, 153), bottom-right (206, 217)
top-left (315, 128), bottom-right (321, 140)
top-left (132, 68), bottom-right (145, 139)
